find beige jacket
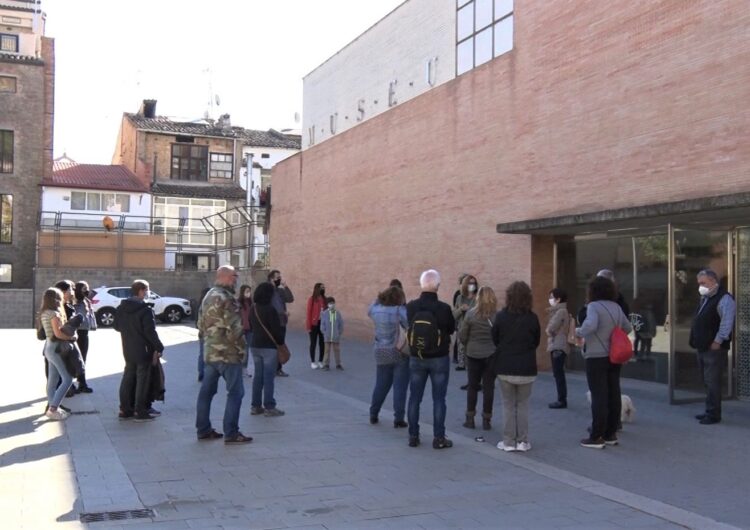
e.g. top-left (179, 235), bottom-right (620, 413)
top-left (545, 303), bottom-right (570, 354)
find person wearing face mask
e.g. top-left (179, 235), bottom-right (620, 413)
top-left (306, 283), bottom-right (327, 369)
top-left (546, 288), bottom-right (571, 409)
top-left (689, 269), bottom-right (735, 425)
top-left (320, 297), bottom-right (344, 370)
top-left (453, 275), bottom-right (478, 375)
top-left (73, 281), bottom-right (97, 393)
top-left (268, 269), bottom-right (294, 376)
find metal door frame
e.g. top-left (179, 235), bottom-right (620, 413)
top-left (668, 224), bottom-right (735, 404)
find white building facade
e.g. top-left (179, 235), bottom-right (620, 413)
top-left (302, 0), bottom-right (515, 149)
top-left (41, 163), bottom-right (152, 229)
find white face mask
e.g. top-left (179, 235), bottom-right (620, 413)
top-left (328, 303), bottom-right (335, 309)
top-left (548, 298), bottom-right (557, 307)
top-left (468, 284), bottom-right (477, 293)
top-left (698, 285), bottom-right (711, 296)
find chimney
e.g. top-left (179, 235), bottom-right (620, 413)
top-left (139, 99), bottom-right (157, 118)
top-left (217, 113), bottom-right (231, 131)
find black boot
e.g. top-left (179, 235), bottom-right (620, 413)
top-left (463, 412), bottom-right (475, 429)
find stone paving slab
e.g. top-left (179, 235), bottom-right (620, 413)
top-left (1, 327), bottom-right (745, 529)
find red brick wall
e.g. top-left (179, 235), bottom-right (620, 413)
top-left (271, 1), bottom-right (750, 352)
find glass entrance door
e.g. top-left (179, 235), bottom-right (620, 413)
top-left (669, 227), bottom-right (733, 403)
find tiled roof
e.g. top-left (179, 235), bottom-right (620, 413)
top-left (151, 182), bottom-right (247, 200)
top-left (45, 164), bottom-right (149, 193)
top-left (124, 114), bottom-right (301, 149)
top-left (0, 52), bottom-right (43, 65)
top-left (0, 2), bottom-right (37, 13)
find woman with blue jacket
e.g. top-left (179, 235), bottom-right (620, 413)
top-left (367, 286), bottom-right (409, 427)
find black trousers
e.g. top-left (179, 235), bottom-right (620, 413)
top-left (585, 357), bottom-right (621, 439)
top-left (550, 350), bottom-right (567, 403)
top-left (697, 349), bottom-right (727, 420)
top-left (119, 361), bottom-right (151, 416)
top-left (309, 323), bottom-right (324, 362)
top-left (76, 330), bottom-right (89, 387)
top-left (466, 356), bottom-right (495, 415)
top-left (277, 326), bottom-right (287, 372)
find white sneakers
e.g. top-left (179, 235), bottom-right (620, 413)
top-left (45, 408), bottom-right (69, 421)
top-left (317, 361), bottom-right (324, 369)
top-left (516, 441), bottom-right (532, 452)
top-left (496, 441), bottom-right (531, 452)
top-left (311, 362), bottom-right (319, 369)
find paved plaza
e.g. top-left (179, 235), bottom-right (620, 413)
top-left (1, 325), bottom-right (748, 529)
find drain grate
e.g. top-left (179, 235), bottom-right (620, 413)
top-left (70, 410), bottom-right (100, 415)
top-left (79, 508), bottom-right (155, 523)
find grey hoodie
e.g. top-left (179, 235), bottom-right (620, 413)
top-left (576, 300), bottom-right (633, 359)
top-left (545, 302), bottom-right (570, 354)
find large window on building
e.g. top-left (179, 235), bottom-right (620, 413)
top-left (0, 194), bottom-right (11, 243)
top-left (70, 191), bottom-right (131, 213)
top-left (456, 0), bottom-right (514, 76)
top-left (209, 153), bottom-right (233, 178)
top-left (171, 144), bottom-right (208, 181)
top-left (0, 130), bottom-right (13, 173)
top-left (153, 197), bottom-right (227, 246)
top-left (0, 33), bottom-right (18, 53)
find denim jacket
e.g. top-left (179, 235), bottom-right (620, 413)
top-left (367, 302), bottom-right (408, 349)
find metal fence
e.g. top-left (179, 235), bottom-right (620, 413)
top-left (37, 204), bottom-right (270, 271)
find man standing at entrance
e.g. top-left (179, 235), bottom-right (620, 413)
top-left (406, 269), bottom-right (455, 449)
top-left (196, 265), bottom-right (251, 444)
top-left (689, 269), bottom-right (735, 425)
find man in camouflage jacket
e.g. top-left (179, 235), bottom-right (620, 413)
top-left (195, 266), bottom-right (253, 444)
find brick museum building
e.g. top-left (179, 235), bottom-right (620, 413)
top-left (271, 1), bottom-right (750, 403)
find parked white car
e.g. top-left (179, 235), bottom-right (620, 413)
top-left (90, 286), bottom-right (192, 327)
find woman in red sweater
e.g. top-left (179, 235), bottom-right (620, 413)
top-left (306, 283), bottom-right (327, 369)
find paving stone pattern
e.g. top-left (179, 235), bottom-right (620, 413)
top-left (0, 326), bottom-right (746, 529)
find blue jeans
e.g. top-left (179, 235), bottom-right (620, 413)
top-left (370, 356), bottom-right (410, 421)
top-left (197, 338), bottom-right (205, 379)
top-left (44, 341), bottom-right (74, 408)
top-left (408, 355), bottom-right (450, 438)
top-left (251, 347), bottom-right (278, 409)
top-left (195, 362), bottom-right (245, 438)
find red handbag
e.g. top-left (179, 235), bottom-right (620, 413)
top-left (600, 303), bottom-right (634, 364)
top-left (609, 326), bottom-right (634, 364)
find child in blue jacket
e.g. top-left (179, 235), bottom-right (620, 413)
top-left (320, 297), bottom-right (344, 370)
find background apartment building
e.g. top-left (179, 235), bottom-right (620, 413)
top-left (0, 0), bottom-right (53, 326)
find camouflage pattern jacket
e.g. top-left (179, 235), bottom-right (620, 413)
top-left (197, 285), bottom-right (246, 364)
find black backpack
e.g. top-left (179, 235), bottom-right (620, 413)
top-left (408, 307), bottom-right (441, 358)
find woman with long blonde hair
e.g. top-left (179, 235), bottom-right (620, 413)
top-left (458, 286), bottom-right (498, 430)
top-left (38, 287), bottom-right (77, 420)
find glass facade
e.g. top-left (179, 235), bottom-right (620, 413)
top-left (557, 231), bottom-right (670, 384)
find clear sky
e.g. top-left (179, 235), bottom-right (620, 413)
top-left (44, 0), bottom-right (405, 163)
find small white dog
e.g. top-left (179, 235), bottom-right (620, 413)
top-left (586, 391), bottom-right (636, 423)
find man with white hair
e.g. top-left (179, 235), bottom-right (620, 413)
top-left (405, 269), bottom-right (456, 449)
top-left (577, 269), bottom-right (630, 325)
top-left (689, 269), bottom-right (735, 425)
